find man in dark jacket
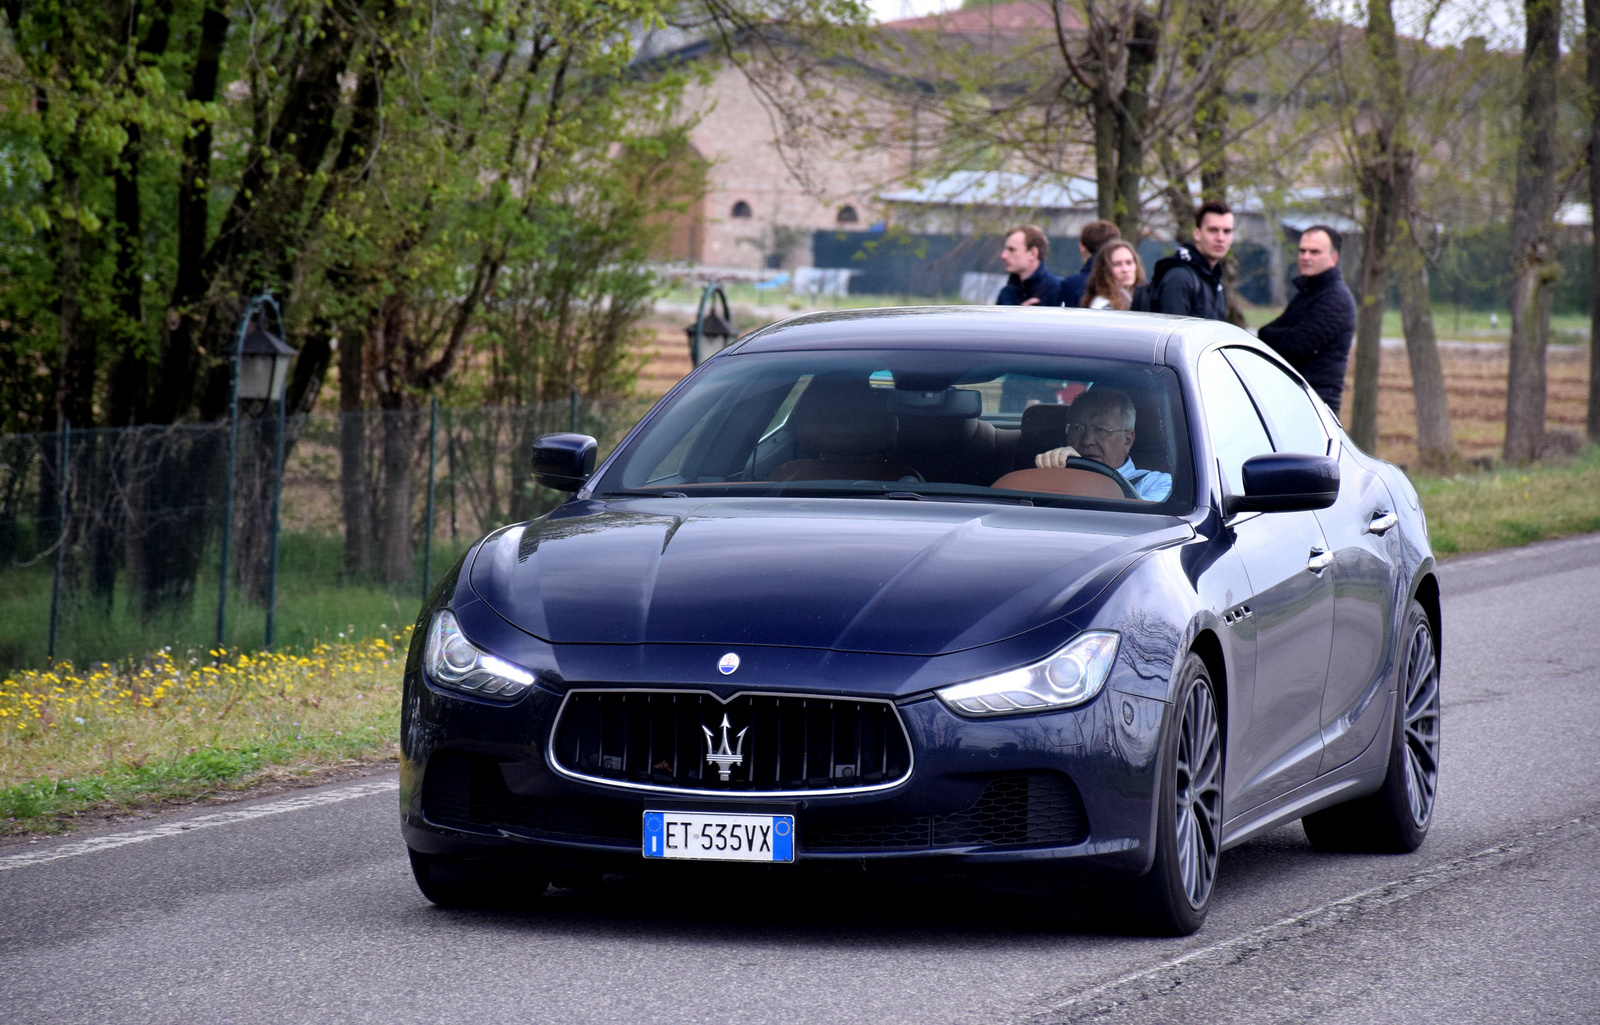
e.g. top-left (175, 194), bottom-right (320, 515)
top-left (1257, 224), bottom-right (1358, 414)
top-left (995, 224), bottom-right (1062, 306)
top-left (1143, 201), bottom-right (1233, 321)
top-left (1056, 220), bottom-right (1120, 308)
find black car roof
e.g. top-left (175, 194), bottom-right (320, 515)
top-left (727, 306), bottom-right (1221, 364)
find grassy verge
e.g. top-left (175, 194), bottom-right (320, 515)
top-left (0, 631), bottom-right (407, 834)
top-left (1411, 445), bottom-right (1600, 556)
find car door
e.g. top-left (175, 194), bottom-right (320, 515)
top-left (1198, 349), bottom-right (1334, 816)
top-left (1222, 347), bottom-right (1402, 771)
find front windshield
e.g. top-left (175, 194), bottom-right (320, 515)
top-left (594, 349), bottom-right (1194, 511)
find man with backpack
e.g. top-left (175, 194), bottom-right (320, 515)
top-left (1141, 201), bottom-right (1233, 321)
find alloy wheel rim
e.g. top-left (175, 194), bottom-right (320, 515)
top-left (1173, 678), bottom-right (1222, 909)
top-left (1401, 619), bottom-right (1441, 828)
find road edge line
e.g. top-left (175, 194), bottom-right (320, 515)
top-left (0, 776), bottom-right (400, 872)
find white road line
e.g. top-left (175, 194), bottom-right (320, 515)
top-left (1015, 812), bottom-right (1598, 1025)
top-left (0, 777), bottom-right (399, 872)
top-left (1441, 529), bottom-right (1600, 570)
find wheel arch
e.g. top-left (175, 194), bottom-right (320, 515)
top-left (1187, 628), bottom-right (1228, 750)
top-left (1412, 571), bottom-right (1442, 668)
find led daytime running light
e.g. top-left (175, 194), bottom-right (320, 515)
top-left (937, 631), bottom-right (1120, 717)
top-left (424, 609), bottom-right (535, 699)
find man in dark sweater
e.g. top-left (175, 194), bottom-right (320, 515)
top-left (1144, 201), bottom-right (1233, 321)
top-left (1257, 225), bottom-right (1358, 414)
top-left (995, 225), bottom-right (1062, 306)
top-left (1056, 219), bottom-right (1120, 308)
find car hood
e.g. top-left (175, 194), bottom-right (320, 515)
top-left (469, 498), bottom-right (1191, 656)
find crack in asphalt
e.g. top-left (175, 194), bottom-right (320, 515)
top-left (1009, 812), bottom-right (1600, 1025)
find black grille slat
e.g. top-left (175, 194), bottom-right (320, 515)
top-left (805, 774), bottom-right (1088, 852)
top-left (553, 690), bottom-right (912, 793)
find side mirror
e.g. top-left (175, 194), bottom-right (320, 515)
top-left (531, 433), bottom-right (597, 492)
top-left (1226, 453), bottom-right (1339, 515)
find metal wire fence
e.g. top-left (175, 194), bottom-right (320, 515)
top-left (0, 396), bottom-right (655, 671)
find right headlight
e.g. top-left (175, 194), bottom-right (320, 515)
top-left (936, 631), bottom-right (1120, 716)
top-left (423, 609), bottom-right (536, 700)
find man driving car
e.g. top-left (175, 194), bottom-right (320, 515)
top-left (1034, 388), bottom-right (1173, 501)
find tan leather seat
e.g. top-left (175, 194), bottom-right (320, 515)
top-left (766, 375), bottom-right (923, 483)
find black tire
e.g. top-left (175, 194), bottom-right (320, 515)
top-left (408, 847), bottom-right (551, 909)
top-left (1303, 599), bottom-right (1440, 853)
top-left (1090, 653), bottom-right (1223, 936)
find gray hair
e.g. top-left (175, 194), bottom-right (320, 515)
top-left (1072, 387), bottom-right (1136, 430)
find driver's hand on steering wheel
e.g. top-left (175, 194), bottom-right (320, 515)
top-left (1036, 446), bottom-right (1085, 468)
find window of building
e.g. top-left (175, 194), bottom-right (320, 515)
top-left (836, 205), bottom-right (860, 225)
top-left (730, 200), bottom-right (753, 219)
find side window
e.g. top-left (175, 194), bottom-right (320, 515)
top-left (1222, 348), bottom-right (1329, 456)
top-left (1197, 350), bottom-right (1273, 496)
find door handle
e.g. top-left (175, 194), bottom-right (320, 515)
top-left (1366, 510), bottom-right (1397, 535)
top-left (1307, 548), bottom-right (1333, 573)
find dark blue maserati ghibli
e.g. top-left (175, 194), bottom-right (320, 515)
top-left (400, 307), bottom-right (1441, 935)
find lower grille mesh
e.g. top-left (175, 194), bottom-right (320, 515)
top-left (803, 774), bottom-right (1088, 851)
top-left (422, 752), bottom-right (1088, 854)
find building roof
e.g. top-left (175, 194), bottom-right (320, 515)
top-left (879, 170), bottom-right (1097, 210)
top-left (881, 1), bottom-right (1083, 34)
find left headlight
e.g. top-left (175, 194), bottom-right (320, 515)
top-left (423, 609), bottom-right (536, 700)
top-left (937, 631), bottom-right (1120, 717)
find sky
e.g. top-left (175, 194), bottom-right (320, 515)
top-left (866, 0), bottom-right (1526, 49)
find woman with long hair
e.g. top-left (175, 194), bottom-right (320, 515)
top-left (1080, 240), bottom-right (1146, 311)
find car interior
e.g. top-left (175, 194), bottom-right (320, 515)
top-left (604, 351), bottom-right (1193, 509)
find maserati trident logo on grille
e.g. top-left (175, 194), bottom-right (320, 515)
top-left (718, 653), bottom-right (740, 675)
top-left (702, 713), bottom-right (748, 781)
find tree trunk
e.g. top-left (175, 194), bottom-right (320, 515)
top-left (1348, 141), bottom-right (1403, 454)
top-left (1093, 83), bottom-right (1116, 224)
top-left (1113, 10), bottom-right (1157, 241)
top-left (1393, 167), bottom-right (1455, 472)
top-left (1504, 0), bottom-right (1563, 465)
top-left (339, 329), bottom-right (372, 578)
top-left (377, 408), bottom-right (417, 585)
top-left (1587, 0), bottom-right (1600, 444)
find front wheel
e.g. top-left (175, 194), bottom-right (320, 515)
top-left (1091, 653), bottom-right (1222, 936)
top-left (1303, 599), bottom-right (1440, 853)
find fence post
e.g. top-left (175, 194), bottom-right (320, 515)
top-left (46, 419), bottom-right (69, 664)
top-left (569, 387), bottom-right (578, 433)
top-left (264, 398), bottom-right (286, 648)
top-left (422, 396), bottom-right (438, 603)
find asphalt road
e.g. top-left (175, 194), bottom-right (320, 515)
top-left (3, 533), bottom-right (1599, 1025)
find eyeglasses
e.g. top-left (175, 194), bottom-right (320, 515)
top-left (1065, 423), bottom-right (1128, 441)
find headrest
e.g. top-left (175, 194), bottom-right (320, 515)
top-left (790, 375), bottom-right (896, 456)
top-left (1018, 402), bottom-right (1072, 439)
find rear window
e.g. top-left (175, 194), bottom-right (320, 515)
top-left (594, 349), bottom-right (1194, 511)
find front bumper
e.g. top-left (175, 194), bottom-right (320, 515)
top-left (400, 664), bottom-right (1169, 883)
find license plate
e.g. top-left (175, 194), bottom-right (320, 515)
top-left (642, 811), bottom-right (794, 863)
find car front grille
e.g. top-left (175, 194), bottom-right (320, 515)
top-left (421, 751), bottom-right (1087, 854)
top-left (803, 774), bottom-right (1089, 851)
top-left (549, 690), bottom-right (913, 794)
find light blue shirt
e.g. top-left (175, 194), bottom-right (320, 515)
top-left (1116, 457), bottom-right (1173, 502)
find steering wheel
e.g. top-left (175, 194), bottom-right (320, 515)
top-left (1062, 456), bottom-right (1141, 500)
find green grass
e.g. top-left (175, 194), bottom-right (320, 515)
top-left (1411, 446), bottom-right (1600, 556)
top-left (1241, 302), bottom-right (1591, 345)
top-left (658, 282), bottom-right (966, 312)
top-left (0, 530), bottom-right (471, 672)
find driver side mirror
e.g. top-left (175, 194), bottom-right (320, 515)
top-left (1225, 453), bottom-right (1339, 515)
top-left (531, 433), bottom-right (597, 492)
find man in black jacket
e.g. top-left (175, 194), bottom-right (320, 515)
top-left (995, 225), bottom-right (1062, 306)
top-left (1056, 220), bottom-right (1120, 308)
top-left (1144, 201), bottom-right (1233, 321)
top-left (1257, 225), bottom-right (1357, 414)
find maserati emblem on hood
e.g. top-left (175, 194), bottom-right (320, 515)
top-left (718, 653), bottom-right (740, 675)
top-left (702, 714), bottom-right (748, 781)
